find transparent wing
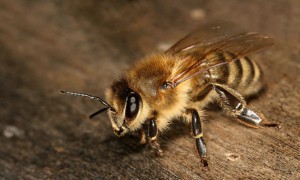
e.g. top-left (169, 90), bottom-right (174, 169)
top-left (166, 21), bottom-right (243, 55)
top-left (165, 31), bottom-right (273, 88)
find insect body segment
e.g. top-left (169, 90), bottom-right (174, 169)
top-left (61, 26), bottom-right (278, 167)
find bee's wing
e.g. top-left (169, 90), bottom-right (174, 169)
top-left (166, 21), bottom-right (243, 55)
top-left (165, 31), bottom-right (273, 87)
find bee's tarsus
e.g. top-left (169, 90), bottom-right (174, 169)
top-left (261, 122), bottom-right (280, 128)
top-left (202, 159), bottom-right (209, 168)
top-left (139, 129), bottom-right (147, 145)
top-left (147, 118), bottom-right (163, 156)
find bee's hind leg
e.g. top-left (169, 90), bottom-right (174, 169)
top-left (212, 83), bottom-right (278, 128)
top-left (147, 118), bottom-right (164, 156)
top-left (189, 109), bottom-right (208, 167)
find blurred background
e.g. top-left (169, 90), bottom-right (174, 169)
top-left (0, 0), bottom-right (299, 179)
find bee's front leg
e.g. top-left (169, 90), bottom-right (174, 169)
top-left (190, 109), bottom-right (208, 167)
top-left (148, 118), bottom-right (163, 156)
top-left (212, 83), bottom-right (278, 127)
top-left (138, 129), bottom-right (147, 144)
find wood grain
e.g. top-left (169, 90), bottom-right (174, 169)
top-left (0, 0), bottom-right (299, 179)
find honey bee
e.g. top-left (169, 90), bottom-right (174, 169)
top-left (61, 25), bottom-right (278, 167)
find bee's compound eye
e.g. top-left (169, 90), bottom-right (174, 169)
top-left (125, 92), bottom-right (140, 119)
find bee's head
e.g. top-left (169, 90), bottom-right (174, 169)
top-left (105, 79), bottom-right (146, 137)
top-left (60, 78), bottom-right (148, 137)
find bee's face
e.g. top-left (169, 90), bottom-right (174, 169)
top-left (106, 79), bottom-right (144, 137)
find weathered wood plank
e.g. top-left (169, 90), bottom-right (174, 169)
top-left (0, 0), bottom-right (299, 179)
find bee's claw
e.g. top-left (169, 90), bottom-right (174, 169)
top-left (149, 139), bottom-right (164, 157)
top-left (202, 160), bottom-right (210, 171)
top-left (261, 122), bottom-right (280, 128)
top-left (157, 149), bottom-right (164, 157)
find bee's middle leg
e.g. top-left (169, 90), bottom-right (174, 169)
top-left (190, 109), bottom-right (208, 167)
top-left (212, 83), bottom-right (278, 127)
top-left (147, 118), bottom-right (163, 156)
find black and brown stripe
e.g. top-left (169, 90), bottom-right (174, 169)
top-left (195, 52), bottom-right (264, 100)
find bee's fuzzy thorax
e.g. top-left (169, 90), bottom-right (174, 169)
top-left (124, 54), bottom-right (193, 131)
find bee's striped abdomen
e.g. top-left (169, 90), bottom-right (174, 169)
top-left (237, 57), bottom-right (264, 96)
top-left (209, 55), bottom-right (264, 97)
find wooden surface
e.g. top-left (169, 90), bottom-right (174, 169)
top-left (0, 0), bottom-right (299, 179)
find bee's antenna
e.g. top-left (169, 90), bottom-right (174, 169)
top-left (60, 91), bottom-right (116, 113)
top-left (89, 107), bottom-right (110, 119)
